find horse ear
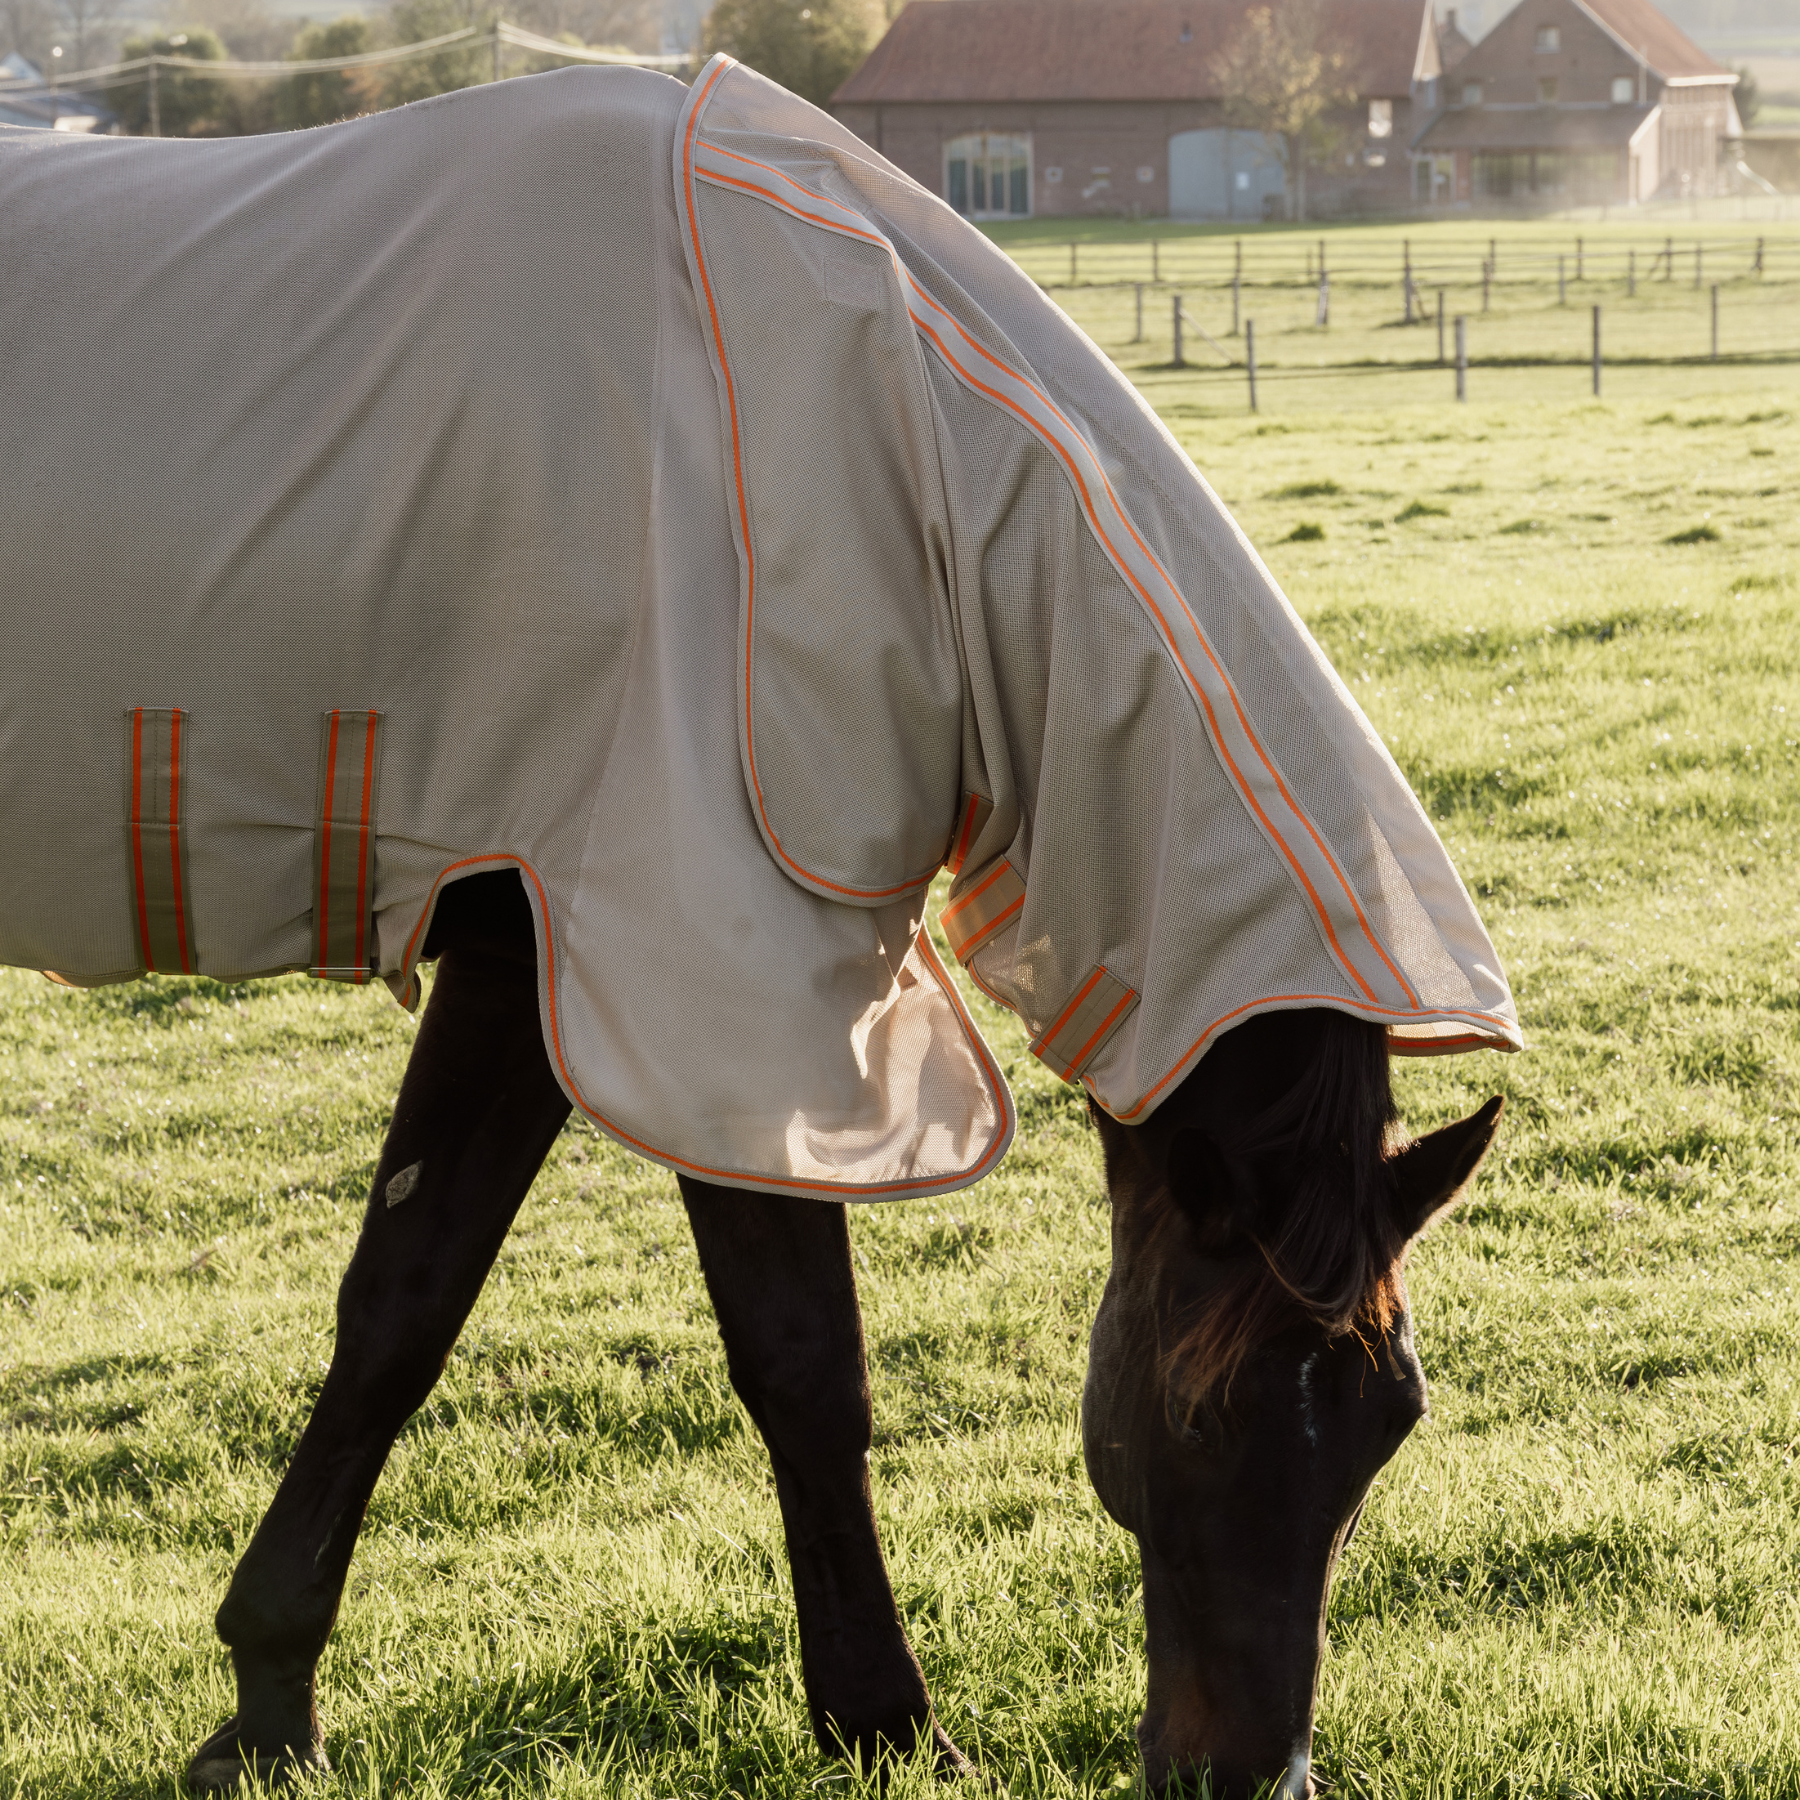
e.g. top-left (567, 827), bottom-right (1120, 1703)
top-left (1166, 1128), bottom-right (1257, 1252)
top-left (1390, 1096), bottom-right (1505, 1241)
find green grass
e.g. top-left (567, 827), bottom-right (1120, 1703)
top-left (4, 327), bottom-right (1800, 1794)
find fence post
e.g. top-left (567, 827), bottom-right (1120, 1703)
top-left (1134, 282), bottom-right (1144, 344)
top-left (1172, 294), bottom-right (1184, 368)
top-left (1246, 318), bottom-right (1258, 413)
top-left (1482, 260), bottom-right (1490, 312)
top-left (1592, 304), bottom-right (1601, 397)
top-left (1316, 271), bottom-right (1330, 327)
top-left (1455, 314), bottom-right (1467, 402)
top-left (1664, 235), bottom-right (1673, 280)
top-left (1628, 247), bottom-right (1636, 297)
top-left (1711, 283), bottom-right (1719, 360)
top-left (1404, 238), bottom-right (1413, 319)
top-left (1070, 242), bottom-right (1078, 285)
top-left (1236, 238), bottom-right (1243, 283)
top-left (1153, 239), bottom-right (1160, 284)
top-left (1576, 235), bottom-right (1584, 281)
top-left (1232, 270), bottom-right (1241, 336)
top-left (1489, 237), bottom-right (1497, 279)
top-left (1437, 288), bottom-right (1446, 365)
top-left (1558, 255), bottom-right (1566, 305)
top-left (1319, 237), bottom-right (1327, 281)
top-left (1754, 236), bottom-right (1764, 276)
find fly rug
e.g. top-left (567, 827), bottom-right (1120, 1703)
top-left (0, 56), bottom-right (1521, 1798)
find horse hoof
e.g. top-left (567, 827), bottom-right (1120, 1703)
top-left (186, 1716), bottom-right (329, 1791)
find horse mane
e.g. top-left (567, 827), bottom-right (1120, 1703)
top-left (1159, 1010), bottom-right (1407, 1412)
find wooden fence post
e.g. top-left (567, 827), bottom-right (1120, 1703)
top-left (1628, 248), bottom-right (1636, 297)
top-left (1592, 304), bottom-right (1601, 397)
top-left (1134, 282), bottom-right (1144, 344)
top-left (1437, 288), bottom-right (1446, 365)
top-left (1559, 255), bottom-right (1567, 306)
top-left (1172, 293), bottom-right (1184, 368)
top-left (1711, 283), bottom-right (1719, 360)
top-left (1246, 318), bottom-right (1258, 413)
top-left (1455, 314), bottom-right (1467, 402)
top-left (1232, 270), bottom-right (1241, 336)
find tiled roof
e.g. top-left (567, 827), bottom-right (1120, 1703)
top-left (1413, 101), bottom-right (1650, 149)
top-left (1574, 0), bottom-right (1727, 81)
top-left (833, 0), bottom-right (1433, 105)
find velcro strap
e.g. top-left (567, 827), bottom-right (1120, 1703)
top-left (125, 707), bottom-right (198, 974)
top-left (944, 790), bottom-right (994, 875)
top-left (311, 710), bottom-right (383, 984)
top-left (1032, 965), bottom-right (1139, 1083)
top-left (939, 857), bottom-right (1024, 962)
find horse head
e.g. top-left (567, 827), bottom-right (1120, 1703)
top-left (1084, 1007), bottom-right (1503, 1797)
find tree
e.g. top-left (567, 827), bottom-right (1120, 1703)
top-left (1734, 64), bottom-right (1759, 129)
top-left (376, 0), bottom-right (492, 107)
top-left (108, 25), bottom-right (230, 135)
top-left (703, 0), bottom-right (869, 109)
top-left (1208, 0), bottom-right (1353, 223)
top-left (280, 15), bottom-right (379, 128)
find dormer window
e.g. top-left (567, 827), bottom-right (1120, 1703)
top-left (1368, 98), bottom-right (1393, 137)
top-left (1535, 25), bottom-right (1560, 51)
top-left (1612, 74), bottom-right (1634, 102)
top-left (1462, 80), bottom-right (1483, 105)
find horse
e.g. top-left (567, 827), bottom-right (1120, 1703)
top-left (2, 55), bottom-right (1516, 1798)
top-left (184, 867), bottom-right (1502, 1797)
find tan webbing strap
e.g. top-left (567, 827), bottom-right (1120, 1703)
top-left (311, 710), bottom-right (383, 984)
top-left (125, 707), bottom-right (198, 974)
top-left (944, 790), bottom-right (994, 876)
top-left (940, 857), bottom-right (1024, 962)
top-left (1032, 965), bottom-right (1140, 1084)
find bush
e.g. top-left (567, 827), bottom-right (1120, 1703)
top-left (108, 27), bottom-right (231, 136)
top-left (281, 16), bottom-right (381, 129)
top-left (703, 0), bottom-right (869, 108)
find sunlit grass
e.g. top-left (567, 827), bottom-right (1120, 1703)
top-left (2, 337), bottom-right (1799, 1794)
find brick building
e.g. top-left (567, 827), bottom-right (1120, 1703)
top-left (1411, 0), bottom-right (1741, 205)
top-left (831, 0), bottom-right (1446, 221)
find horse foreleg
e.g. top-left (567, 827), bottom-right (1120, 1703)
top-left (678, 1179), bottom-right (972, 1778)
top-left (188, 926), bottom-right (570, 1791)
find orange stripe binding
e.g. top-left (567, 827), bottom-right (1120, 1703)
top-left (1032, 965), bottom-right (1139, 1083)
top-left (940, 858), bottom-right (1025, 962)
top-left (945, 791), bottom-right (993, 876)
top-left (312, 710), bottom-right (383, 984)
top-left (124, 708), bottom-right (197, 974)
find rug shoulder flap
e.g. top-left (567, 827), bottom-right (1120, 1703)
top-left (676, 76), bottom-right (964, 907)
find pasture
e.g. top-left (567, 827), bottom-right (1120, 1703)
top-left (4, 289), bottom-right (1800, 1795)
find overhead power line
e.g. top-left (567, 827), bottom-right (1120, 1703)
top-left (0, 21), bottom-right (692, 99)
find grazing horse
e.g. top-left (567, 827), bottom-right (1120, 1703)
top-left (1, 54), bottom-right (1517, 1799)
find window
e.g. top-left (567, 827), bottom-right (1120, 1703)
top-left (1462, 81), bottom-right (1483, 105)
top-left (1538, 76), bottom-right (1558, 101)
top-left (1612, 74), bottom-right (1635, 102)
top-left (1535, 25), bottom-right (1560, 52)
top-left (1368, 98), bottom-right (1393, 138)
top-left (944, 134), bottom-right (1031, 218)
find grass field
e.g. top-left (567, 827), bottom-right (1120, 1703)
top-left (3, 291), bottom-right (1800, 1796)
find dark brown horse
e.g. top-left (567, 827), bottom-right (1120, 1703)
top-left (186, 868), bottom-right (1501, 1798)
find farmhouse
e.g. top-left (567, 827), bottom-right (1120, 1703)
top-left (1411, 0), bottom-right (1741, 205)
top-left (830, 0), bottom-right (1446, 220)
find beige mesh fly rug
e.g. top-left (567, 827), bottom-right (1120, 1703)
top-left (0, 57), bottom-right (1520, 1200)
